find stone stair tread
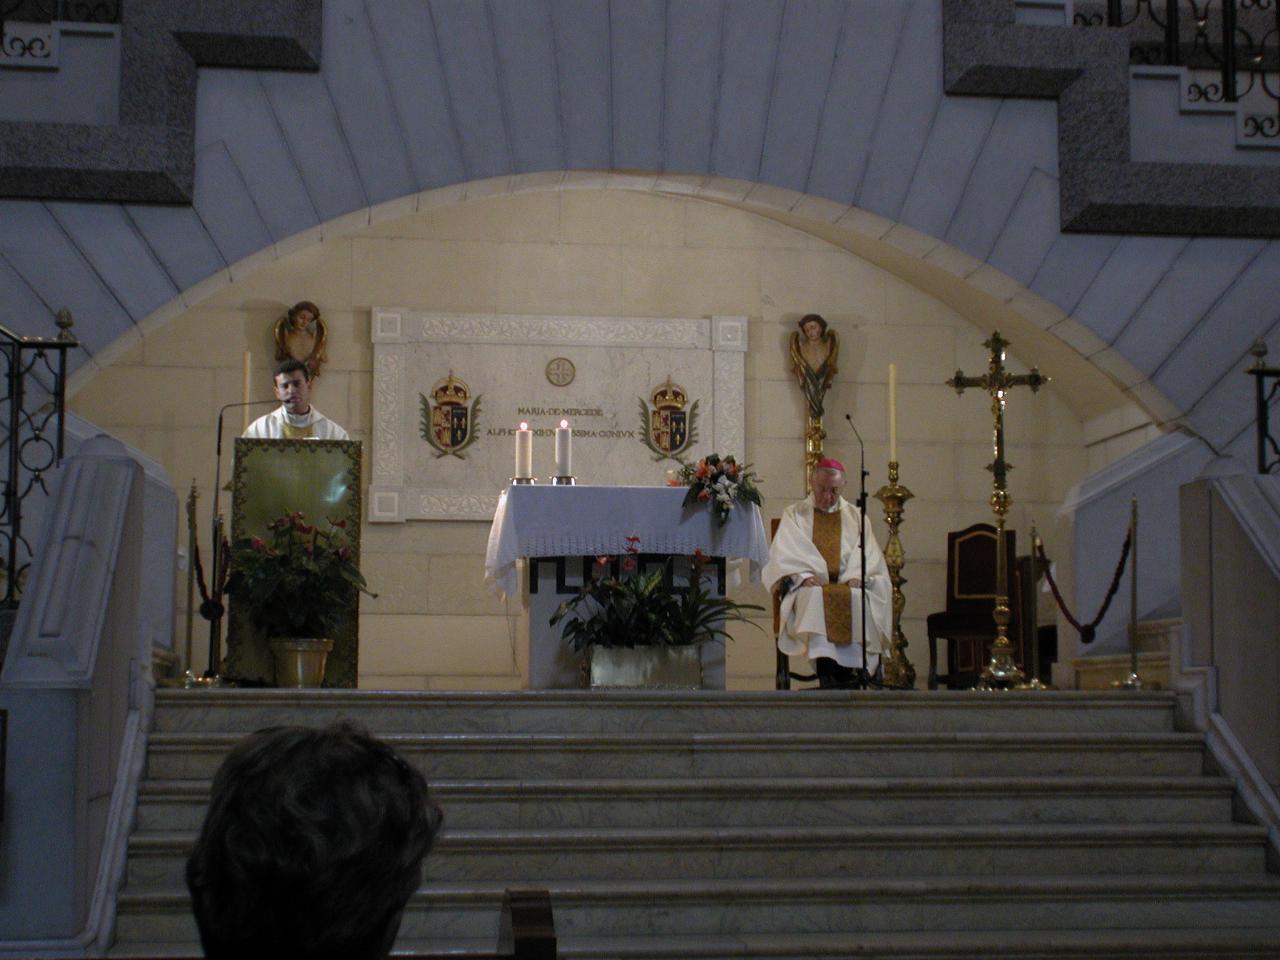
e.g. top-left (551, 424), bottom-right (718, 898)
top-left (552, 928), bottom-right (1280, 958)
top-left (128, 821), bottom-right (1268, 849)
top-left (149, 689), bottom-right (1179, 735)
top-left (138, 773), bottom-right (1233, 795)
top-left (119, 873), bottom-right (1280, 904)
top-left (108, 929), bottom-right (1280, 960)
top-left (146, 729), bottom-right (1205, 746)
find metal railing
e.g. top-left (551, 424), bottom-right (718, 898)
top-left (1075, 0), bottom-right (1280, 140)
top-left (0, 1), bottom-right (120, 23)
top-left (1247, 339), bottom-right (1280, 474)
top-left (0, 308), bottom-right (77, 607)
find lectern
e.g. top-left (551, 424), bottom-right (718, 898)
top-left (223, 438), bottom-right (363, 687)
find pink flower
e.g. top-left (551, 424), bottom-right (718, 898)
top-left (594, 555), bottom-right (613, 569)
top-left (250, 537), bottom-right (266, 550)
top-left (697, 489), bottom-right (711, 503)
top-left (694, 462), bottom-right (711, 479)
top-left (621, 555), bottom-right (637, 573)
top-left (329, 518), bottom-right (347, 529)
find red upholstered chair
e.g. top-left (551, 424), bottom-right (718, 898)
top-left (925, 523), bottom-right (1023, 689)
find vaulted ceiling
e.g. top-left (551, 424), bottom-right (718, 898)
top-left (1, 0), bottom-right (1277, 462)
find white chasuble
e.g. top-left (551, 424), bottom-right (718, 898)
top-left (762, 496), bottom-right (893, 670)
top-left (243, 406), bottom-right (349, 440)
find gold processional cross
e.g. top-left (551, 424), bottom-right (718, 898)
top-left (947, 331), bottom-right (1048, 689)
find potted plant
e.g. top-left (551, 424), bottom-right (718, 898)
top-left (550, 543), bottom-right (763, 688)
top-left (226, 511), bottom-right (374, 687)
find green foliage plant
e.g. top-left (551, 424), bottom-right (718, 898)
top-left (551, 543), bottom-right (763, 653)
top-left (226, 511), bottom-right (374, 639)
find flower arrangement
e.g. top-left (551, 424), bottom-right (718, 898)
top-left (226, 511), bottom-right (374, 639)
top-left (550, 542), bottom-right (763, 652)
top-left (675, 453), bottom-right (762, 526)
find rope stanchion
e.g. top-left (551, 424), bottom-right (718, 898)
top-left (1036, 530), bottom-right (1131, 645)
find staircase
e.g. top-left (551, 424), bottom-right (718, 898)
top-left (114, 688), bottom-right (1280, 959)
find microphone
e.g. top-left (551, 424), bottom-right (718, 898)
top-left (216, 399), bottom-right (278, 449)
top-left (206, 398), bottom-right (278, 675)
top-left (843, 412), bottom-right (873, 686)
top-left (843, 412), bottom-right (864, 447)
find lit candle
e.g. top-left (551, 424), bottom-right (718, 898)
top-left (554, 418), bottom-right (572, 477)
top-left (241, 351), bottom-right (252, 432)
top-left (888, 362), bottom-right (897, 463)
top-left (515, 422), bottom-right (533, 479)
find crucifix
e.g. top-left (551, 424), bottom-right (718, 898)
top-left (947, 331), bottom-right (1048, 689)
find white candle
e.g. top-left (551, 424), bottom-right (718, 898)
top-left (554, 419), bottom-right (572, 476)
top-left (241, 351), bottom-right (252, 432)
top-left (888, 362), bottom-right (898, 463)
top-left (515, 422), bottom-right (533, 478)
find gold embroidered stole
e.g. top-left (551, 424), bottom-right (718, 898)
top-left (812, 509), bottom-right (852, 646)
top-left (281, 420), bottom-right (315, 440)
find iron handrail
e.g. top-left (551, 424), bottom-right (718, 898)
top-left (0, 308), bottom-right (78, 607)
top-left (1247, 339), bottom-right (1280, 475)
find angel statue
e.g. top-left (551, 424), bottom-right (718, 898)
top-left (273, 300), bottom-right (328, 379)
top-left (789, 313), bottom-right (839, 418)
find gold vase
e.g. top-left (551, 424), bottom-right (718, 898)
top-left (269, 638), bottom-right (333, 688)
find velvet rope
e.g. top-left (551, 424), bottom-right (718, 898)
top-left (192, 534), bottom-right (232, 622)
top-left (1035, 529), bottom-right (1131, 645)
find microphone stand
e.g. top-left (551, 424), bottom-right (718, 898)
top-left (207, 399), bottom-right (278, 678)
top-left (844, 413), bottom-right (882, 690)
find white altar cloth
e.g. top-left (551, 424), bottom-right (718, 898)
top-left (484, 485), bottom-right (770, 599)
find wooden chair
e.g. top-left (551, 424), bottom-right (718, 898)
top-left (925, 522), bottom-right (1023, 689)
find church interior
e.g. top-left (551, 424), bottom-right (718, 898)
top-left (1, 0), bottom-right (1278, 956)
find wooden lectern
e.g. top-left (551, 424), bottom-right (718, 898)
top-left (223, 438), bottom-right (363, 687)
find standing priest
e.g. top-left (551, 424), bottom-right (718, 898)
top-left (244, 359), bottom-right (349, 440)
top-left (763, 458), bottom-right (892, 687)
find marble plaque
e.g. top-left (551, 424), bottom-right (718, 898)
top-left (369, 310), bottom-right (748, 521)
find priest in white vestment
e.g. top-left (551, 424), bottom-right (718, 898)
top-left (243, 359), bottom-right (349, 441)
top-left (762, 458), bottom-right (892, 685)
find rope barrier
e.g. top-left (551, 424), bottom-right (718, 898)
top-left (192, 533), bottom-right (230, 622)
top-left (1036, 529), bottom-right (1131, 645)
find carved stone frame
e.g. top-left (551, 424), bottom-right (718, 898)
top-left (369, 310), bottom-right (748, 522)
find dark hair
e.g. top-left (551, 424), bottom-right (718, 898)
top-left (797, 313), bottom-right (828, 334)
top-left (274, 357), bottom-right (312, 382)
top-left (186, 724), bottom-right (442, 960)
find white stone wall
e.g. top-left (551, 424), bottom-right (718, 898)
top-left (70, 187), bottom-right (1097, 690)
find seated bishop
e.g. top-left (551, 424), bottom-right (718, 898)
top-left (244, 359), bottom-right (349, 440)
top-left (762, 458), bottom-right (892, 686)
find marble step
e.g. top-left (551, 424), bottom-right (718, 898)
top-left (550, 928), bottom-right (1280, 959)
top-left (108, 929), bottom-right (1280, 960)
top-left (133, 774), bottom-right (1234, 832)
top-left (113, 874), bottom-right (1280, 945)
top-left (150, 688), bottom-right (1177, 736)
top-left (123, 822), bottom-right (1268, 888)
top-left (142, 730), bottom-right (1207, 780)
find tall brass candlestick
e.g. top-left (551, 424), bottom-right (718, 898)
top-left (804, 415), bottom-right (825, 492)
top-left (874, 461), bottom-right (916, 688)
top-left (948, 331), bottom-right (1049, 690)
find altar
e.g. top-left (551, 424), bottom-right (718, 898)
top-left (485, 485), bottom-right (770, 688)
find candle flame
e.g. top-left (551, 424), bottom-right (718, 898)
top-left (520, 421), bottom-right (529, 430)
top-left (560, 419), bottom-right (569, 429)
